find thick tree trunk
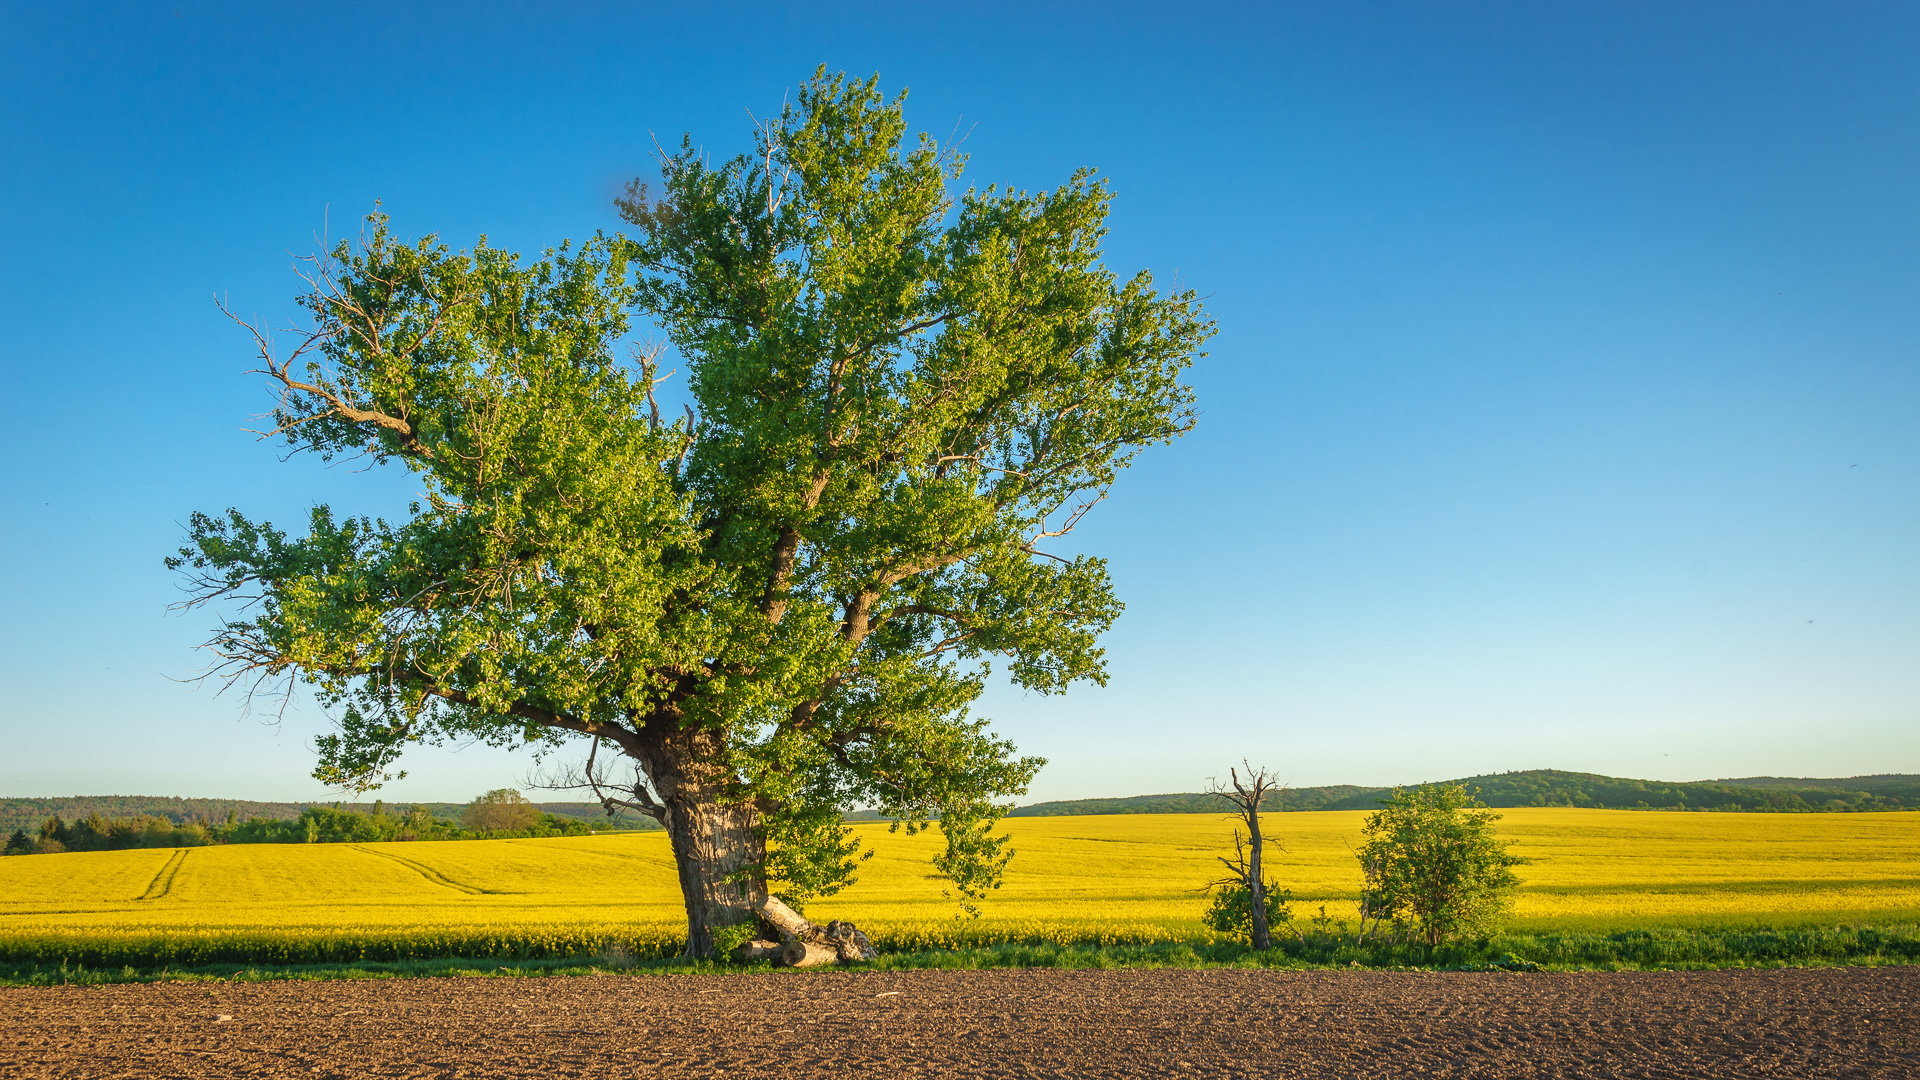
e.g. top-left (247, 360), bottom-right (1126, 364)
top-left (637, 725), bottom-right (877, 964)
top-left (638, 728), bottom-right (769, 960)
top-left (660, 793), bottom-right (766, 959)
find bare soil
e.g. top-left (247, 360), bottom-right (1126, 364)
top-left (3, 966), bottom-right (1915, 1078)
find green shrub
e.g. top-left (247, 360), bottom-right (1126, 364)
top-left (1203, 882), bottom-right (1293, 943)
top-left (1358, 783), bottom-right (1525, 945)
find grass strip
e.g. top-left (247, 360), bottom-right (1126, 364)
top-left (4, 924), bottom-right (1917, 987)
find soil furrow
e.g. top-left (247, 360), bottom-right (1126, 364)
top-left (1, 966), bottom-right (1915, 1078)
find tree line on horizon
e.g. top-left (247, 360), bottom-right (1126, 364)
top-left (0, 795), bottom-right (660, 836)
top-left (1, 789), bottom-right (628, 856)
top-left (1008, 769), bottom-right (1920, 817)
top-left (7, 768), bottom-right (1912, 844)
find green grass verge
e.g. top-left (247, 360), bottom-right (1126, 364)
top-left (4, 924), bottom-right (1917, 987)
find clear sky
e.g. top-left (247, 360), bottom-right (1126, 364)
top-left (2, 2), bottom-right (1915, 803)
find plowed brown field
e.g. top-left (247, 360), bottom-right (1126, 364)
top-left (4, 967), bottom-right (1914, 1078)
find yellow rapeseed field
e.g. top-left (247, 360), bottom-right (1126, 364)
top-left (3, 809), bottom-right (1916, 965)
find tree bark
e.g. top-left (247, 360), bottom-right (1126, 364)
top-left (733, 939), bottom-right (786, 963)
top-left (1247, 801), bottom-right (1272, 950)
top-left (638, 726), bottom-right (879, 964)
top-left (639, 727), bottom-right (769, 960)
top-left (660, 792), bottom-right (766, 958)
top-left (757, 894), bottom-right (814, 938)
top-left (1212, 764), bottom-right (1280, 951)
top-left (779, 939), bottom-right (843, 967)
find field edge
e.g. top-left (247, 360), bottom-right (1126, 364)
top-left (6, 924), bottom-right (1919, 988)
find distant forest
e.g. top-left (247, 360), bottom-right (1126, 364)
top-left (5, 770), bottom-right (1913, 847)
top-left (1007, 770), bottom-right (1920, 817)
top-left (0, 797), bottom-right (659, 836)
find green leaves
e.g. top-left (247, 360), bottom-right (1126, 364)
top-left (1357, 784), bottom-right (1528, 946)
top-left (180, 227), bottom-right (708, 788)
top-left (179, 68), bottom-right (1206, 916)
top-left (1205, 881), bottom-right (1296, 943)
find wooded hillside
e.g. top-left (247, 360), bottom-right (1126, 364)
top-left (0, 797), bottom-right (659, 833)
top-left (10, 769), bottom-right (1912, 832)
top-left (1007, 770), bottom-right (1918, 816)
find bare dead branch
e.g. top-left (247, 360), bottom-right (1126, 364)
top-left (1206, 761), bottom-right (1287, 949)
top-left (528, 737), bottom-right (667, 824)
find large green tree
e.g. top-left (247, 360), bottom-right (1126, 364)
top-left (172, 71), bottom-right (1209, 957)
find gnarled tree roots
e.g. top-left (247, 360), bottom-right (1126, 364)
top-left (735, 896), bottom-right (878, 967)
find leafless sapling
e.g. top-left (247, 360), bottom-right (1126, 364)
top-left (1208, 762), bottom-right (1285, 950)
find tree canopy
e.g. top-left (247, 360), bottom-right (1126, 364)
top-left (171, 70), bottom-right (1209, 955)
top-left (1356, 784), bottom-right (1525, 946)
top-left (463, 789), bottom-right (540, 834)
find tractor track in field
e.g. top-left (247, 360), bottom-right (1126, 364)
top-left (2, 966), bottom-right (1915, 1078)
top-left (135, 850), bottom-right (188, 901)
top-left (348, 845), bottom-right (510, 895)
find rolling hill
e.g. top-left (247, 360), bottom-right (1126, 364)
top-left (7, 768), bottom-right (1913, 834)
top-left (1007, 769), bottom-right (1919, 816)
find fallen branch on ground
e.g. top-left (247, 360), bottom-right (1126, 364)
top-left (736, 896), bottom-right (878, 967)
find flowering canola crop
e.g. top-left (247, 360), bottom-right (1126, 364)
top-left (3, 810), bottom-right (1916, 966)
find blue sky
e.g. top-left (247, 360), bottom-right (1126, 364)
top-left (2, 2), bottom-right (1915, 802)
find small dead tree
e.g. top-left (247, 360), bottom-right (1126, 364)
top-left (1208, 762), bottom-right (1284, 950)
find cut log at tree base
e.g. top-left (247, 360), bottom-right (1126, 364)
top-left (733, 896), bottom-right (878, 967)
top-left (734, 940), bottom-right (786, 964)
top-left (782, 920), bottom-right (876, 967)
